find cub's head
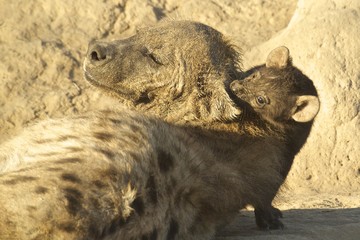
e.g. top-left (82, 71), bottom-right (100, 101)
top-left (230, 46), bottom-right (320, 128)
top-left (83, 20), bottom-right (242, 123)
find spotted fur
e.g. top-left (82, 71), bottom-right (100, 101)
top-left (0, 21), bottom-right (320, 239)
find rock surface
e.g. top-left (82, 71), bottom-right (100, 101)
top-left (0, 0), bottom-right (359, 239)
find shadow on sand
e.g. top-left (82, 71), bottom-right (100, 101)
top-left (216, 208), bottom-right (360, 240)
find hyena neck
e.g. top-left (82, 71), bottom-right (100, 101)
top-left (133, 85), bottom-right (241, 128)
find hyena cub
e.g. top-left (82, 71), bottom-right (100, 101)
top-left (229, 46), bottom-right (320, 228)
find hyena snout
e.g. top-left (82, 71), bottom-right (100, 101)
top-left (86, 40), bottom-right (114, 65)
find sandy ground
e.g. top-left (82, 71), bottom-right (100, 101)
top-left (0, 0), bottom-right (359, 239)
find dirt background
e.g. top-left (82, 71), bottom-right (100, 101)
top-left (0, 0), bottom-right (359, 239)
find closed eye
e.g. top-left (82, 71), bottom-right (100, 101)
top-left (140, 47), bottom-right (163, 65)
top-left (148, 53), bottom-right (163, 65)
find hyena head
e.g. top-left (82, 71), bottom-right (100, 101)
top-left (83, 20), bottom-right (242, 122)
top-left (230, 46), bottom-right (320, 130)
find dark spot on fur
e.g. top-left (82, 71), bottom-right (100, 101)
top-left (46, 167), bottom-right (64, 172)
top-left (157, 148), bottom-right (174, 173)
top-left (93, 180), bottom-right (107, 189)
top-left (97, 148), bottom-right (116, 160)
top-left (54, 157), bottom-right (83, 164)
top-left (103, 166), bottom-right (119, 182)
top-left (131, 197), bottom-right (145, 216)
top-left (35, 139), bottom-right (48, 144)
top-left (89, 197), bottom-right (101, 208)
top-left (57, 135), bottom-right (77, 141)
top-left (128, 151), bottom-right (141, 161)
top-left (129, 124), bottom-right (142, 133)
top-left (61, 173), bottom-right (82, 183)
top-left (35, 135), bottom-right (77, 144)
top-left (167, 218), bottom-right (179, 240)
top-left (124, 134), bottom-right (141, 146)
top-left (93, 132), bottom-right (114, 141)
top-left (146, 176), bottom-right (158, 205)
top-left (65, 147), bottom-right (83, 152)
top-left (109, 118), bottom-right (123, 124)
top-left (58, 222), bottom-right (76, 232)
top-left (63, 187), bottom-right (83, 216)
top-left (35, 186), bottom-right (48, 194)
top-left (2, 175), bottom-right (38, 185)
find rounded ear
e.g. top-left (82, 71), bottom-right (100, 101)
top-left (266, 46), bottom-right (290, 69)
top-left (292, 95), bottom-right (320, 122)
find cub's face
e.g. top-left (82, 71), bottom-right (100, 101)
top-left (230, 67), bottom-right (297, 124)
top-left (230, 46), bottom-right (319, 126)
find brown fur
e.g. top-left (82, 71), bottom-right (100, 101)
top-left (0, 21), bottom-right (320, 239)
top-left (83, 20), bottom-right (242, 127)
top-left (83, 22), bottom-right (319, 229)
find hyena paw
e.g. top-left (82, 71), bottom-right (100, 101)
top-left (254, 206), bottom-right (284, 230)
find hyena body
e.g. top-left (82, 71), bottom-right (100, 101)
top-left (0, 45), bottom-right (319, 239)
top-left (0, 109), bottom-right (285, 240)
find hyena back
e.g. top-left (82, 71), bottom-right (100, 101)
top-left (0, 110), bottom-right (268, 240)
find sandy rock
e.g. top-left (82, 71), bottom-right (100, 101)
top-left (0, 0), bottom-right (359, 239)
top-left (243, 0), bottom-right (360, 195)
top-left (168, 0), bottom-right (297, 50)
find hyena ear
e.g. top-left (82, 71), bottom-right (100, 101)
top-left (292, 95), bottom-right (320, 122)
top-left (266, 46), bottom-right (290, 69)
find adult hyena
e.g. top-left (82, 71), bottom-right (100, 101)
top-left (0, 44), bottom-right (319, 239)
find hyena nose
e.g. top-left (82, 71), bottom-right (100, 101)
top-left (87, 40), bottom-right (111, 64)
top-left (230, 80), bottom-right (242, 93)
